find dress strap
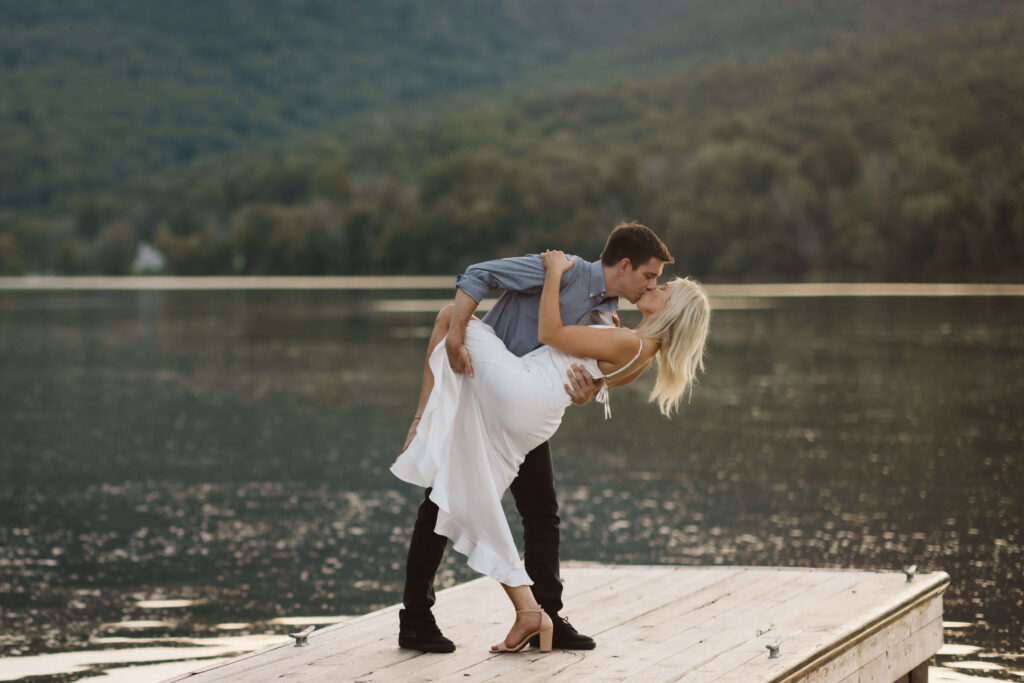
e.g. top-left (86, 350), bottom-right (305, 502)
top-left (603, 332), bottom-right (644, 379)
top-left (595, 332), bottom-right (644, 419)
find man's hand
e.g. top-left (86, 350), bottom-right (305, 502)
top-left (446, 332), bottom-right (474, 378)
top-left (611, 312), bottom-right (621, 328)
top-left (565, 363), bottom-right (603, 405)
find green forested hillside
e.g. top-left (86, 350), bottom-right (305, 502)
top-left (1, 0), bottom-right (1015, 209)
top-left (1, 2), bottom-right (1022, 280)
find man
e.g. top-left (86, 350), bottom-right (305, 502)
top-left (399, 221), bottom-right (673, 652)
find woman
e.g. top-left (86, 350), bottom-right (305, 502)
top-left (391, 250), bottom-right (710, 653)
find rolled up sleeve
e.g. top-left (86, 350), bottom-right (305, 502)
top-left (455, 254), bottom-right (547, 302)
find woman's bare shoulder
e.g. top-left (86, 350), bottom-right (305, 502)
top-left (589, 325), bottom-right (642, 357)
top-left (542, 324), bottom-right (635, 365)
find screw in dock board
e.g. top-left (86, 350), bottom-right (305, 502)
top-left (289, 625), bottom-right (315, 646)
top-left (766, 638), bottom-right (781, 659)
top-left (903, 565), bottom-right (917, 582)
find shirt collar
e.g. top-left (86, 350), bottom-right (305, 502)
top-left (589, 259), bottom-right (609, 299)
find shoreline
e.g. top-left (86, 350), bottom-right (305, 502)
top-left (1, 276), bottom-right (1024, 297)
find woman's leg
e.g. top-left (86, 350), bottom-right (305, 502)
top-left (492, 584), bottom-right (553, 652)
top-left (402, 303), bottom-right (454, 452)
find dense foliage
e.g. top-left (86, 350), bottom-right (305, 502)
top-left (1, 1), bottom-right (1022, 280)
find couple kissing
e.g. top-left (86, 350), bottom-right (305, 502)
top-left (391, 222), bottom-right (710, 653)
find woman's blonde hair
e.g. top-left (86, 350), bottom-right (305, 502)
top-left (636, 277), bottom-right (710, 417)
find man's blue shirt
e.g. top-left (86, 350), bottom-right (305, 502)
top-left (455, 254), bottom-right (618, 357)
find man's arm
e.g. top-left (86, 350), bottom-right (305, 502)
top-left (450, 252), bottom-right (603, 406)
top-left (445, 289), bottom-right (478, 377)
top-left (448, 255), bottom-right (550, 377)
top-left (454, 254), bottom-right (548, 303)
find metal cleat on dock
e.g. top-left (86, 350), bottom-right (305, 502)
top-left (766, 638), bottom-right (781, 659)
top-left (289, 625), bottom-right (315, 646)
top-left (903, 564), bottom-right (917, 582)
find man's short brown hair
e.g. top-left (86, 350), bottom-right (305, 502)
top-left (600, 221), bottom-right (674, 268)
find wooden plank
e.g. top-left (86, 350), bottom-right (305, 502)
top-left (485, 568), bottom-right (749, 682)
top-left (175, 577), bottom-right (477, 681)
top-left (553, 567), bottom-right (736, 635)
top-left (778, 589), bottom-right (943, 681)
top-left (557, 565), bottom-right (741, 618)
top-left (835, 618), bottom-right (942, 683)
top-left (172, 607), bottom-right (398, 678)
top-left (541, 569), bottom-right (824, 682)
top-left (687, 571), bottom-right (925, 681)
top-left (167, 566), bottom-right (949, 683)
top-left (497, 570), bottom-right (764, 682)
top-left (427, 563), bottom-right (631, 629)
top-left (767, 572), bottom-right (949, 682)
top-left (383, 570), bottom-right (740, 682)
top-left (425, 567), bottom-right (700, 682)
top-left (283, 611), bottom-right (498, 681)
top-left (779, 571), bottom-right (948, 637)
top-left (175, 612), bottom-right (406, 682)
top-left (184, 566), bottom-right (665, 682)
top-left (525, 568), bottom-right (768, 681)
top-left (715, 579), bottom-right (944, 682)
top-left (172, 573), bottom-right (509, 681)
top-left (638, 571), bottom-right (870, 682)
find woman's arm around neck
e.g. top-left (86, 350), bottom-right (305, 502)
top-left (538, 251), bottom-right (637, 366)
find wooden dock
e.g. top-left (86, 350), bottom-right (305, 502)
top-left (167, 565), bottom-right (948, 682)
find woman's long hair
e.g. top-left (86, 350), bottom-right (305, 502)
top-left (636, 277), bottom-right (710, 417)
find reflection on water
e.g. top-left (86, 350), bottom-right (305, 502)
top-left (134, 599), bottom-right (204, 609)
top-left (1, 290), bottom-right (1022, 680)
top-left (0, 634), bottom-right (282, 681)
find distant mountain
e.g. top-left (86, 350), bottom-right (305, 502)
top-left (0, 0), bottom-right (1017, 212)
top-left (8, 11), bottom-right (1016, 282)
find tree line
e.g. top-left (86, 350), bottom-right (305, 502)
top-left (1, 13), bottom-right (1023, 281)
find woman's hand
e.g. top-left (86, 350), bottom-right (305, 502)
top-left (541, 250), bottom-right (574, 276)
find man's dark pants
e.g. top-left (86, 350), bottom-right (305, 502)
top-left (402, 441), bottom-right (562, 615)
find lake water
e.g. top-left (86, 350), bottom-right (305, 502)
top-left (0, 288), bottom-right (1022, 680)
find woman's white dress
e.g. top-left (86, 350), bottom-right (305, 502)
top-left (391, 319), bottom-right (638, 586)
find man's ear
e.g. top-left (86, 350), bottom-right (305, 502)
top-left (617, 257), bottom-right (632, 275)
